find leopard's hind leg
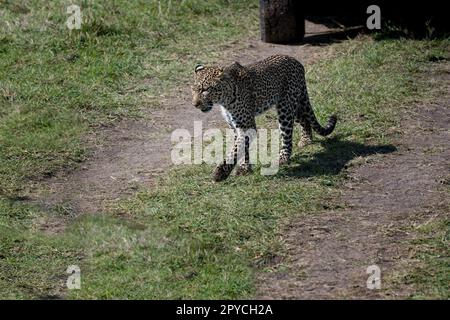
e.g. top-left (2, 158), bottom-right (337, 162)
top-left (295, 88), bottom-right (313, 148)
top-left (277, 99), bottom-right (296, 165)
top-left (297, 115), bottom-right (313, 148)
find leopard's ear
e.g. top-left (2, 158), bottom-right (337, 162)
top-left (222, 61), bottom-right (243, 78)
top-left (195, 64), bottom-right (204, 73)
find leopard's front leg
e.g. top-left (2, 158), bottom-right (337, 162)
top-left (212, 126), bottom-right (255, 182)
top-left (235, 132), bottom-right (253, 176)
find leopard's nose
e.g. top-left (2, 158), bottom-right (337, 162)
top-left (192, 98), bottom-right (201, 108)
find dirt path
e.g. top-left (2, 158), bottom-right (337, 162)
top-left (256, 64), bottom-right (450, 299)
top-left (30, 19), bottom-right (449, 299)
top-left (33, 20), bottom-right (348, 224)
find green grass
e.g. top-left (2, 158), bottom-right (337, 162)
top-left (0, 0), bottom-right (259, 195)
top-left (414, 218), bottom-right (450, 299)
top-left (0, 198), bottom-right (82, 299)
top-left (70, 39), bottom-right (448, 299)
top-left (400, 217), bottom-right (450, 299)
top-left (1, 0), bottom-right (449, 299)
top-left (1, 0), bottom-right (260, 299)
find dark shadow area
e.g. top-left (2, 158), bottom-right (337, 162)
top-left (280, 135), bottom-right (397, 178)
top-left (306, 15), bottom-right (366, 30)
top-left (304, 1), bottom-right (450, 40)
top-left (302, 25), bottom-right (365, 46)
top-left (371, 23), bottom-right (450, 41)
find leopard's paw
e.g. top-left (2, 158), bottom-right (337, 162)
top-left (235, 164), bottom-right (253, 176)
top-left (212, 165), bottom-right (232, 182)
top-left (279, 155), bottom-right (291, 166)
top-left (298, 137), bottom-right (313, 148)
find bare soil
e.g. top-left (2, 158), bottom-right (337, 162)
top-left (33, 20), bottom-right (345, 219)
top-left (29, 19), bottom-right (449, 299)
top-left (256, 64), bottom-right (450, 299)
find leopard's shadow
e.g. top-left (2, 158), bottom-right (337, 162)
top-left (278, 135), bottom-right (396, 178)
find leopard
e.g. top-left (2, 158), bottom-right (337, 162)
top-left (191, 54), bottom-right (337, 182)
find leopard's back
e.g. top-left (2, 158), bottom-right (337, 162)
top-left (246, 55), bottom-right (306, 111)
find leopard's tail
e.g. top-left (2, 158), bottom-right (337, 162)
top-left (308, 110), bottom-right (337, 136)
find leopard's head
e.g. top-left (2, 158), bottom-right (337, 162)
top-left (191, 62), bottom-right (243, 112)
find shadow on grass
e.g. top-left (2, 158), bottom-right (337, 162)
top-left (303, 26), bottom-right (366, 46)
top-left (302, 15), bottom-right (449, 46)
top-left (281, 135), bottom-right (397, 178)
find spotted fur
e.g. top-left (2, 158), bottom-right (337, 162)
top-left (191, 54), bottom-right (337, 182)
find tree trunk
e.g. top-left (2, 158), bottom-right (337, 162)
top-left (259, 0), bottom-right (305, 44)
